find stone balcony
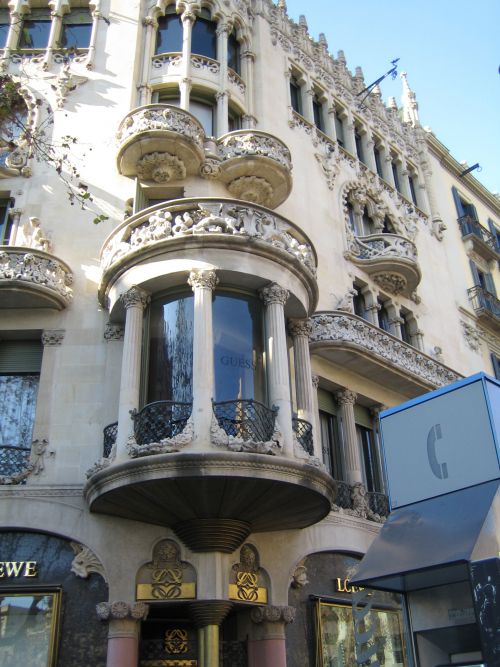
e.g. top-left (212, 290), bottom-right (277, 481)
top-left (310, 311), bottom-right (460, 396)
top-left (116, 104), bottom-right (206, 180)
top-left (345, 233), bottom-right (421, 297)
top-left (216, 131), bottom-right (293, 208)
top-left (468, 285), bottom-right (500, 332)
top-left (458, 215), bottom-right (499, 264)
top-left (0, 246), bottom-right (73, 309)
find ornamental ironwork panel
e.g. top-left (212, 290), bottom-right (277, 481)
top-left (133, 401), bottom-right (192, 446)
top-left (468, 285), bottom-right (500, 319)
top-left (292, 417), bottom-right (314, 455)
top-left (367, 491), bottom-right (390, 517)
top-left (335, 480), bottom-right (353, 509)
top-left (102, 421), bottom-right (117, 457)
top-left (0, 445), bottom-right (30, 477)
top-left (458, 215), bottom-right (497, 251)
top-left (212, 399), bottom-right (278, 442)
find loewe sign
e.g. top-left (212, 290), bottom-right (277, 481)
top-left (0, 561), bottom-right (38, 578)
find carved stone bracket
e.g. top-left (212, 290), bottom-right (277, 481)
top-left (136, 151), bottom-right (186, 183)
top-left (291, 563), bottom-right (309, 589)
top-left (228, 176), bottom-right (274, 206)
top-left (96, 601), bottom-right (149, 622)
top-left (121, 286), bottom-right (150, 310)
top-left (70, 542), bottom-right (107, 581)
top-left (288, 318), bottom-right (313, 338)
top-left (461, 319), bottom-right (481, 352)
top-left (373, 272), bottom-right (407, 295)
top-left (188, 268), bottom-right (218, 292)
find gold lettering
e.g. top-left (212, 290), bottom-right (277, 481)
top-left (0, 563), bottom-right (4, 578)
top-left (5, 562), bottom-right (24, 577)
top-left (335, 577), bottom-right (364, 594)
top-left (24, 561), bottom-right (38, 577)
top-left (0, 561), bottom-right (39, 578)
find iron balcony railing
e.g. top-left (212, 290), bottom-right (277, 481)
top-left (368, 491), bottom-right (390, 517)
top-left (212, 399), bottom-right (278, 443)
top-left (103, 421), bottom-right (118, 458)
top-left (335, 480), bottom-right (353, 509)
top-left (468, 285), bottom-right (500, 320)
top-left (132, 401), bottom-right (192, 446)
top-left (332, 479), bottom-right (390, 518)
top-left (292, 417), bottom-right (314, 455)
top-left (0, 445), bottom-right (31, 477)
top-left (458, 215), bottom-right (498, 252)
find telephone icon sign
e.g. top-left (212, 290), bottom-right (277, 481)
top-left (427, 423), bottom-right (449, 480)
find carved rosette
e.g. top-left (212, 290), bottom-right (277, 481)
top-left (199, 158), bottom-right (222, 179)
top-left (188, 269), bottom-right (218, 292)
top-left (259, 282), bottom-right (289, 306)
top-left (228, 176), bottom-right (274, 206)
top-left (121, 286), bottom-right (150, 310)
top-left (136, 152), bottom-right (186, 183)
top-left (250, 605), bottom-right (296, 625)
top-left (42, 329), bottom-right (65, 346)
top-left (96, 601), bottom-right (149, 622)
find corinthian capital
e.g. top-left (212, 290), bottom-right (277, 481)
top-left (250, 605), bottom-right (295, 625)
top-left (188, 269), bottom-right (218, 291)
top-left (96, 601), bottom-right (149, 622)
top-left (259, 283), bottom-right (289, 306)
top-left (288, 318), bottom-right (312, 338)
top-left (121, 286), bottom-right (150, 310)
top-left (335, 389), bottom-right (357, 406)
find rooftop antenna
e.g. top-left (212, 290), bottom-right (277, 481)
top-left (357, 58), bottom-right (400, 108)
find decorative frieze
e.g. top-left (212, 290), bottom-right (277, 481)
top-left (210, 414), bottom-right (282, 455)
top-left (461, 320), bottom-right (481, 352)
top-left (216, 132), bottom-right (292, 171)
top-left (0, 249), bottom-right (73, 303)
top-left (96, 601), bottom-right (149, 622)
top-left (346, 233), bottom-right (417, 263)
top-left (229, 544), bottom-right (268, 604)
top-left (311, 312), bottom-right (460, 388)
top-left (136, 539), bottom-right (196, 602)
top-left (136, 151), bottom-right (186, 183)
top-left (127, 416), bottom-right (194, 457)
top-left (250, 605), bottom-right (295, 625)
top-left (116, 105), bottom-right (205, 150)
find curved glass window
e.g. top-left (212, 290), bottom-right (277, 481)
top-left (191, 16), bottom-right (216, 59)
top-left (213, 293), bottom-right (265, 403)
top-left (228, 30), bottom-right (240, 73)
top-left (155, 12), bottom-right (183, 54)
top-left (148, 294), bottom-right (194, 403)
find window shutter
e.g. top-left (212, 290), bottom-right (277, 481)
top-left (469, 260), bottom-right (481, 287)
top-left (484, 272), bottom-right (497, 297)
top-left (488, 219), bottom-right (500, 251)
top-left (451, 186), bottom-right (464, 217)
top-left (0, 341), bottom-right (43, 373)
top-left (491, 354), bottom-right (500, 380)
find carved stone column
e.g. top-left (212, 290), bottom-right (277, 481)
top-left (6, 208), bottom-right (22, 246)
top-left (188, 269), bottom-right (218, 449)
top-left (248, 605), bottom-right (295, 667)
top-left (216, 91), bottom-right (229, 137)
top-left (260, 283), bottom-right (293, 455)
top-left (180, 9), bottom-right (195, 109)
top-left (115, 287), bottom-right (150, 459)
top-left (241, 50), bottom-right (256, 127)
top-left (43, 8), bottom-right (62, 69)
top-left (335, 389), bottom-right (363, 485)
top-left (216, 22), bottom-right (230, 136)
top-left (363, 129), bottom-right (377, 173)
top-left (190, 601), bottom-right (232, 667)
top-left (288, 318), bottom-right (315, 454)
top-left (343, 110), bottom-right (357, 156)
top-left (311, 375), bottom-right (322, 460)
top-left (97, 601), bottom-right (149, 667)
top-left (139, 16), bottom-right (158, 105)
top-left (399, 156), bottom-right (412, 201)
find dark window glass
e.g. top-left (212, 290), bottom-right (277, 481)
top-left (320, 411), bottom-right (344, 479)
top-left (355, 129), bottom-right (364, 163)
top-left (0, 198), bottom-right (13, 244)
top-left (357, 425), bottom-right (383, 492)
top-left (19, 10), bottom-right (51, 49)
top-left (312, 94), bottom-right (323, 131)
top-left (213, 293), bottom-right (265, 403)
top-left (60, 9), bottom-right (92, 49)
top-left (148, 295), bottom-right (194, 403)
top-left (191, 16), bottom-right (216, 59)
top-left (382, 215), bottom-right (392, 233)
top-left (228, 109), bottom-right (242, 132)
top-left (227, 30), bottom-right (240, 73)
top-left (400, 314), bottom-right (412, 344)
top-left (334, 110), bottom-right (344, 147)
top-left (347, 202), bottom-right (355, 232)
top-left (378, 300), bottom-right (390, 332)
top-left (289, 76), bottom-right (301, 114)
top-left (408, 174), bottom-right (418, 206)
top-left (190, 99), bottom-right (214, 135)
top-left (391, 160), bottom-right (401, 192)
top-left (460, 197), bottom-right (477, 219)
top-left (374, 145), bottom-right (383, 177)
top-left (353, 291), bottom-right (367, 320)
top-left (0, 9), bottom-right (9, 48)
top-left (155, 13), bottom-right (183, 54)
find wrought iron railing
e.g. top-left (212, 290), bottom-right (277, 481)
top-left (292, 417), bottom-right (314, 455)
top-left (334, 480), bottom-right (353, 509)
top-left (103, 422), bottom-right (118, 458)
top-left (468, 285), bottom-right (500, 319)
top-left (368, 491), bottom-right (390, 518)
top-left (132, 401), bottom-right (192, 446)
top-left (458, 215), bottom-right (497, 252)
top-left (212, 399), bottom-right (278, 443)
top-left (0, 445), bottom-right (31, 477)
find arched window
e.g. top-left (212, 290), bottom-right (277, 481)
top-left (155, 7), bottom-right (183, 55)
top-left (191, 8), bottom-right (216, 60)
top-left (227, 28), bottom-right (240, 74)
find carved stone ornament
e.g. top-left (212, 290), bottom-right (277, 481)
top-left (0, 439), bottom-right (49, 485)
top-left (288, 318), bottom-right (313, 338)
top-left (19, 217), bottom-right (51, 252)
top-left (259, 282), bottom-right (289, 306)
top-left (315, 151), bottom-right (340, 190)
top-left (136, 152), bottom-right (186, 183)
top-left (188, 269), bottom-right (218, 291)
top-left (461, 320), bottom-right (481, 352)
top-left (127, 416), bottom-right (194, 457)
top-left (96, 601), bottom-right (149, 622)
top-left (431, 216), bottom-right (447, 241)
top-left (373, 272), bottom-right (407, 295)
top-left (116, 106), bottom-right (204, 150)
top-left (311, 313), bottom-right (460, 387)
top-left (121, 286), bottom-right (150, 310)
top-left (104, 323), bottom-right (125, 341)
top-left (0, 250), bottom-right (73, 302)
top-left (101, 201), bottom-right (316, 276)
top-left (136, 539), bottom-right (196, 602)
top-left (228, 176), bottom-right (274, 206)
top-left (216, 132), bottom-right (292, 171)
top-left (47, 62), bottom-right (88, 109)
top-left (199, 158), bottom-right (222, 179)
top-left (291, 564), bottom-right (309, 589)
top-left (210, 414), bottom-right (283, 455)
top-left (344, 482), bottom-right (377, 521)
top-left (230, 544), bottom-right (268, 604)
top-left (70, 542), bottom-right (106, 581)
top-left (335, 389), bottom-right (357, 406)
top-left (42, 330), bottom-right (65, 346)
top-left (335, 288), bottom-right (357, 313)
top-left (250, 605), bottom-right (296, 625)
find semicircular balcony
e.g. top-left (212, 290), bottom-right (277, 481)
top-left (345, 233), bottom-right (421, 297)
top-left (98, 197), bottom-right (317, 311)
top-left (116, 104), bottom-right (206, 181)
top-left (216, 131), bottom-right (293, 208)
top-left (0, 247), bottom-right (73, 309)
top-left (310, 311), bottom-right (461, 396)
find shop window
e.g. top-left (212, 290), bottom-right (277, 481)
top-left (289, 73), bottom-right (302, 115)
top-left (312, 91), bottom-right (324, 132)
top-left (227, 28), bottom-right (240, 74)
top-left (0, 8), bottom-right (9, 48)
top-left (0, 339), bottom-right (42, 453)
top-left (0, 590), bottom-right (61, 665)
top-left (191, 9), bottom-right (216, 60)
top-left (19, 9), bottom-right (52, 49)
top-left (0, 197), bottom-right (13, 244)
top-left (155, 7), bottom-right (183, 55)
top-left (60, 8), bottom-right (93, 49)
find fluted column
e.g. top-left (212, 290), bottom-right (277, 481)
top-left (248, 605), bottom-right (295, 667)
top-left (216, 91), bottom-right (229, 137)
top-left (97, 601), bottom-right (149, 667)
top-left (43, 6), bottom-right (62, 69)
top-left (241, 50), bottom-right (256, 128)
top-left (188, 269), bottom-right (218, 449)
top-left (288, 318), bottom-right (315, 453)
top-left (311, 375), bottom-right (322, 460)
top-left (260, 283), bottom-right (293, 454)
top-left (399, 157), bottom-right (412, 200)
top-left (216, 22), bottom-right (230, 136)
top-left (115, 287), bottom-right (150, 459)
top-left (190, 601), bottom-right (232, 667)
top-left (139, 16), bottom-right (158, 105)
top-left (343, 110), bottom-right (357, 156)
top-left (335, 389), bottom-right (363, 485)
top-left (180, 8), bottom-right (195, 109)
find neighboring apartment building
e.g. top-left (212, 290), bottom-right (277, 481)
top-left (0, 1), bottom-right (498, 666)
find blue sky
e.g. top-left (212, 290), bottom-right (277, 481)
top-left (283, 0), bottom-right (500, 195)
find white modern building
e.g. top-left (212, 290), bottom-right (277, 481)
top-left (0, 1), bottom-right (499, 666)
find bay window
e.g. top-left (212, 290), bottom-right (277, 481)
top-left (191, 9), bottom-right (216, 60)
top-left (155, 7), bottom-right (182, 55)
top-left (227, 28), bottom-right (240, 74)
